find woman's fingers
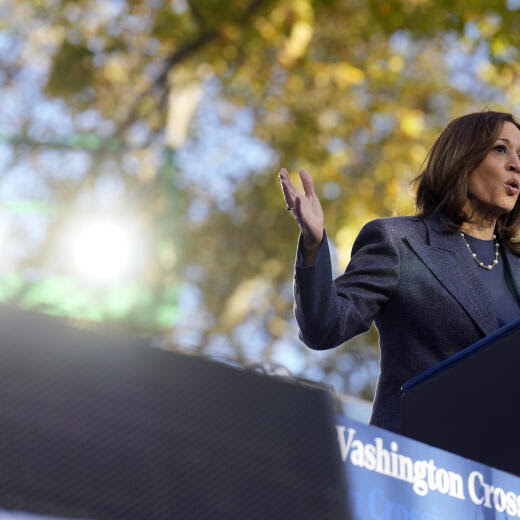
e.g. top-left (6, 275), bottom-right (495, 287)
top-left (280, 175), bottom-right (295, 209)
top-left (279, 168), bottom-right (296, 193)
top-left (280, 168), bottom-right (320, 222)
top-left (279, 167), bottom-right (324, 247)
top-left (279, 168), bottom-right (300, 208)
top-left (299, 169), bottom-right (315, 198)
top-left (280, 168), bottom-right (313, 200)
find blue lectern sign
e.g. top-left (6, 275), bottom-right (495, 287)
top-left (337, 416), bottom-right (520, 519)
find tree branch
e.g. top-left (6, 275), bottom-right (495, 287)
top-left (114, 0), bottom-right (271, 138)
top-left (186, 0), bottom-right (206, 29)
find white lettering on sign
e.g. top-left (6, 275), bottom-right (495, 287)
top-left (336, 426), bottom-right (464, 499)
top-left (337, 426), bottom-right (520, 516)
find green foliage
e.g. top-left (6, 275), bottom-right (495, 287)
top-left (46, 41), bottom-right (95, 102)
top-left (2, 0), bottom-right (520, 398)
top-left (152, 4), bottom-right (198, 41)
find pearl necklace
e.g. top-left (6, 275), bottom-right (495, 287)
top-left (460, 232), bottom-right (499, 270)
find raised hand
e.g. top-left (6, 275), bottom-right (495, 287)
top-left (279, 168), bottom-right (324, 256)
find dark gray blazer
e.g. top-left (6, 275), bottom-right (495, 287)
top-left (294, 212), bottom-right (520, 432)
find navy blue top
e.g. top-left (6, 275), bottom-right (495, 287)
top-left (458, 233), bottom-right (520, 327)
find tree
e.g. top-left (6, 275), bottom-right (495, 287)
top-left (1, 0), bottom-right (519, 399)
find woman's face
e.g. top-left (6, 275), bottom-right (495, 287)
top-left (466, 121), bottom-right (520, 218)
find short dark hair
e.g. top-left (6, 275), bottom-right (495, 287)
top-left (414, 111), bottom-right (520, 252)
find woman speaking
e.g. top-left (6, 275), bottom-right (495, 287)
top-left (279, 111), bottom-right (520, 433)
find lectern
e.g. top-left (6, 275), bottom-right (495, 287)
top-left (401, 316), bottom-right (520, 476)
top-left (0, 306), bottom-right (349, 519)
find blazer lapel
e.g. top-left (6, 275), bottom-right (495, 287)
top-left (405, 214), bottom-right (498, 336)
top-left (502, 244), bottom-right (520, 301)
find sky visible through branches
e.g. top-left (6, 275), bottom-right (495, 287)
top-left (1, 0), bottom-right (520, 402)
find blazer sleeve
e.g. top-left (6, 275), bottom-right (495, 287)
top-left (294, 219), bottom-right (401, 350)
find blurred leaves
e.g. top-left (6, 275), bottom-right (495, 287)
top-left (1, 0), bottom-right (520, 398)
top-left (47, 41), bottom-right (95, 101)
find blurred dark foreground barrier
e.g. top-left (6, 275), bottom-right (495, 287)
top-left (0, 305), bottom-right (349, 520)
